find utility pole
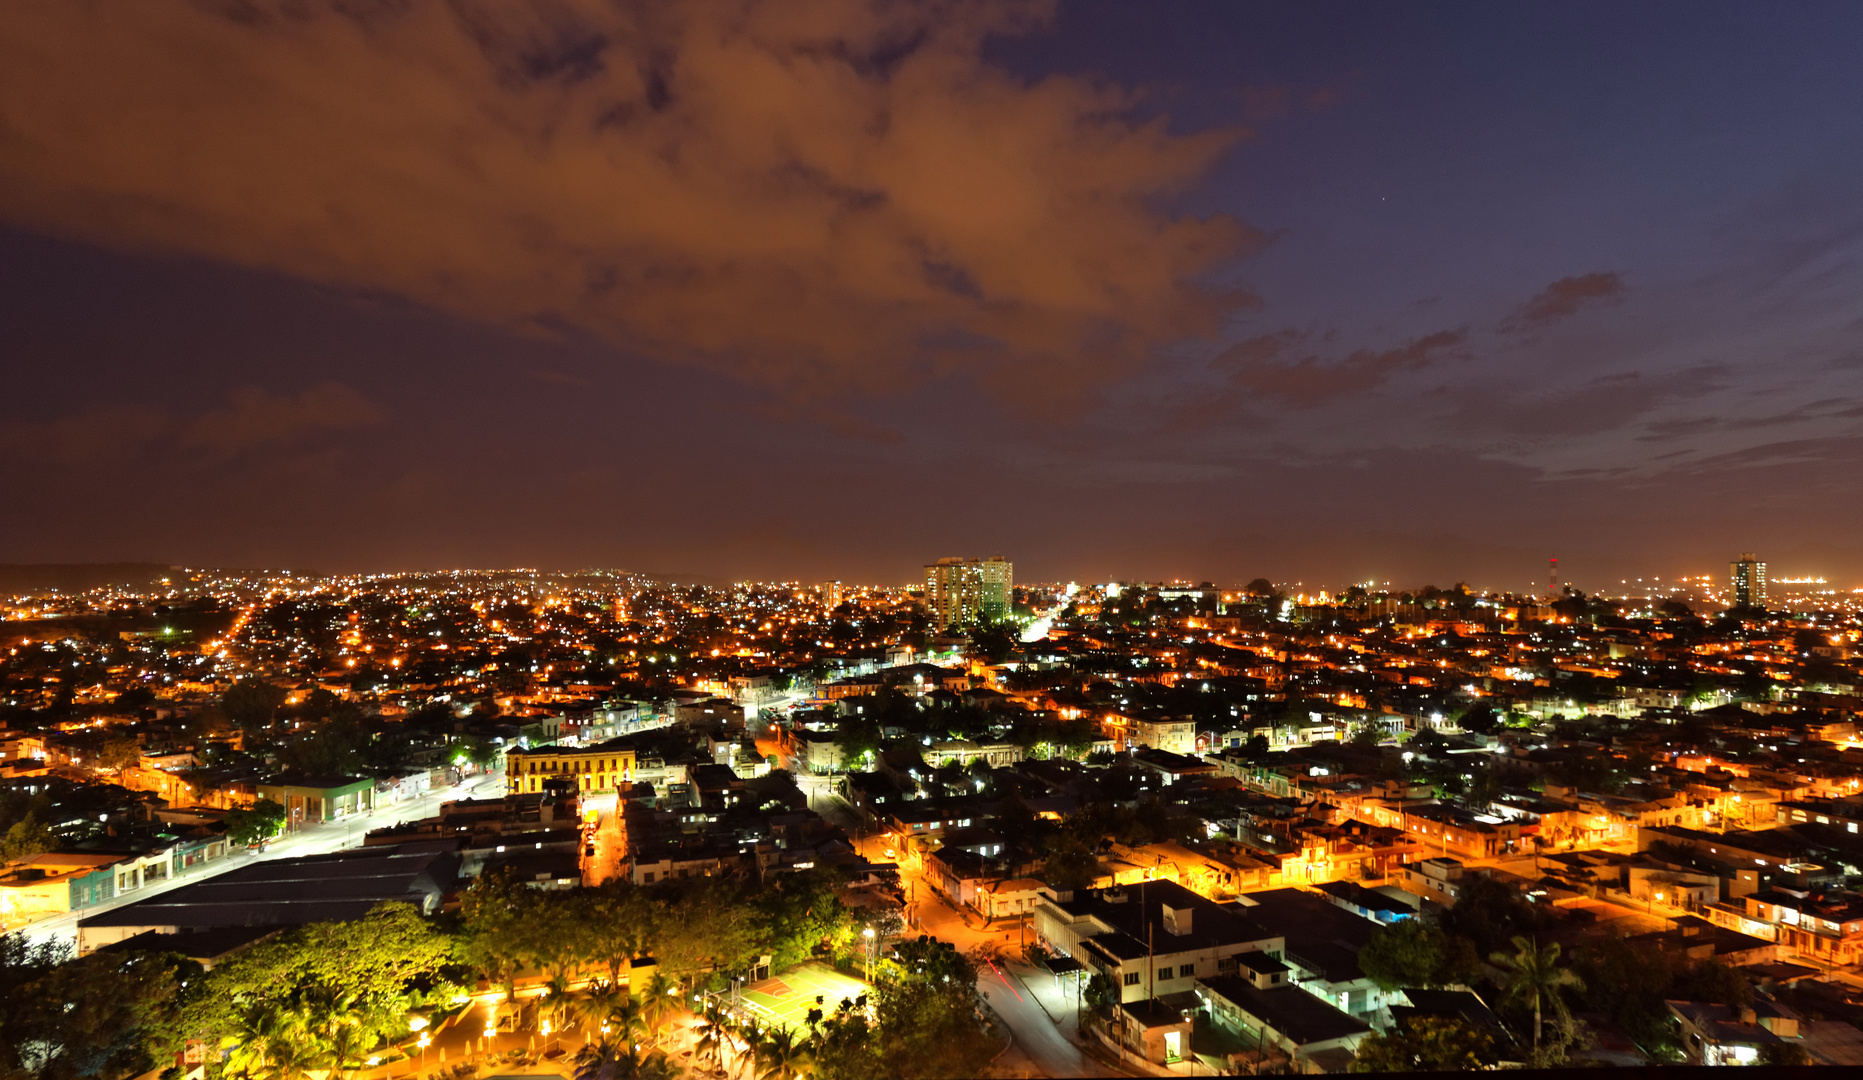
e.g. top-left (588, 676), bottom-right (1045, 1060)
top-left (1144, 878), bottom-right (1153, 1003)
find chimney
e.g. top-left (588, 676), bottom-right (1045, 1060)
top-left (1162, 904), bottom-right (1193, 936)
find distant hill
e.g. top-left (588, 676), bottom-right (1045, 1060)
top-left (0, 563), bottom-right (177, 595)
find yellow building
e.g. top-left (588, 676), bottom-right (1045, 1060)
top-left (506, 739), bottom-right (637, 795)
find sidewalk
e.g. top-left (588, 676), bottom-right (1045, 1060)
top-left (1001, 957), bottom-right (1077, 1029)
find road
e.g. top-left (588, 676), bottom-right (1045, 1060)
top-left (1021, 604), bottom-right (1066, 643)
top-left (583, 790), bottom-right (628, 886)
top-left (16, 770), bottom-right (503, 951)
top-left (980, 954), bottom-right (1126, 1078)
top-left (838, 812), bottom-right (1130, 1077)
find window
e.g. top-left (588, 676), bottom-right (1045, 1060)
top-left (1123, 972), bottom-right (1141, 987)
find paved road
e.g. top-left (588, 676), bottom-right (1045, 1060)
top-left (15, 770), bottom-right (503, 951)
top-left (978, 953), bottom-right (1126, 1078)
top-left (584, 792), bottom-right (628, 886)
top-left (838, 824), bottom-right (1130, 1077)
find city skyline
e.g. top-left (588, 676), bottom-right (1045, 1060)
top-left (4, 549), bottom-right (1859, 606)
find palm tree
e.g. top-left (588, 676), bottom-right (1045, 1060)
top-left (736, 1018), bottom-right (766, 1080)
top-left (576, 979), bottom-right (627, 1039)
top-left (255, 1037), bottom-right (322, 1080)
top-left (693, 1001), bottom-right (732, 1069)
top-left (541, 970), bottom-right (576, 1042)
top-left (319, 1021), bottom-right (373, 1080)
top-left (754, 1026), bottom-right (813, 1080)
top-left (603, 995), bottom-right (652, 1052)
top-left (1490, 935), bottom-right (1585, 1050)
top-left (574, 1036), bottom-right (630, 1080)
top-left (306, 991), bottom-right (374, 1080)
top-left (224, 1005), bottom-right (321, 1080)
top-left (574, 1035), bottom-right (683, 1080)
top-left (638, 971), bottom-right (684, 1047)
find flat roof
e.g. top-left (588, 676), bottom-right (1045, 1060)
top-left (78, 842), bottom-right (454, 930)
top-left (1197, 976), bottom-right (1371, 1046)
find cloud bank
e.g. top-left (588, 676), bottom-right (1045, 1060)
top-left (1502, 271), bottom-right (1625, 332)
top-left (0, 0), bottom-right (1253, 397)
top-left (1, 383), bottom-right (383, 465)
top-left (1214, 328), bottom-right (1465, 406)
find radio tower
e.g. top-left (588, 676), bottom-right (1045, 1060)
top-left (1549, 556), bottom-right (1559, 599)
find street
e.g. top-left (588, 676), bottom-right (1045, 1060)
top-left (836, 804), bottom-right (1132, 1077)
top-left (581, 790), bottom-right (628, 886)
top-left (15, 770), bottom-right (502, 951)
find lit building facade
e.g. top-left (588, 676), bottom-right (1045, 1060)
top-left (1731, 553), bottom-right (1768, 608)
top-left (506, 739), bottom-right (637, 795)
top-left (923, 556), bottom-right (1013, 631)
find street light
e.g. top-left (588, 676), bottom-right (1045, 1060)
top-left (863, 926), bottom-right (877, 980)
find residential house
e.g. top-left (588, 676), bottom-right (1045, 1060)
top-left (1035, 880), bottom-right (1285, 1004)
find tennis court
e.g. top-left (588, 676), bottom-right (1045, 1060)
top-left (736, 962), bottom-right (870, 1034)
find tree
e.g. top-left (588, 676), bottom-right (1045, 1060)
top-left (277, 715), bottom-right (368, 776)
top-left (810, 998), bottom-right (882, 1080)
top-left (574, 884), bottom-right (655, 983)
top-left (1040, 841), bottom-right (1104, 892)
top-left (575, 980), bottom-right (629, 1040)
top-left (183, 901), bottom-right (452, 1060)
top-left (226, 799), bottom-right (287, 848)
top-left (452, 734), bottom-right (498, 769)
top-left (1439, 876), bottom-right (1544, 957)
top-left (1676, 958), bottom-right (1752, 1009)
top-left (0, 940), bottom-right (193, 1078)
top-left (1407, 728), bottom-right (1446, 756)
top-left (1572, 937), bottom-right (1675, 1048)
top-left (754, 1026), bottom-right (814, 1080)
top-left (1759, 1042), bottom-right (1811, 1066)
top-left (637, 970), bottom-right (684, 1047)
top-left (649, 876), bottom-right (763, 980)
top-left (1490, 935), bottom-right (1584, 1051)
top-left (1350, 1016), bottom-right (1493, 1072)
top-left (223, 1005), bottom-right (320, 1080)
top-left (1458, 705), bottom-right (1500, 736)
top-left (223, 677), bottom-right (287, 733)
top-left (967, 621), bottom-right (1019, 665)
top-left (1082, 972), bottom-right (1118, 1012)
top-left (693, 1001), bottom-right (733, 1070)
top-left (311, 993), bottom-right (374, 1080)
top-left (1359, 919), bottom-right (1455, 991)
top-left (1, 815), bottom-right (55, 863)
top-left (573, 1035), bottom-right (680, 1080)
top-left (873, 937), bottom-right (994, 1078)
top-left (601, 996), bottom-right (651, 1051)
top-left (458, 867), bottom-right (533, 997)
top-left (97, 737), bottom-right (142, 772)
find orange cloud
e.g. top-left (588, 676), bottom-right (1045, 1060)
top-left (0, 0), bottom-right (1254, 398)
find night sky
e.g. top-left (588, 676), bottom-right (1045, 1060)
top-left (3, 1), bottom-right (1861, 590)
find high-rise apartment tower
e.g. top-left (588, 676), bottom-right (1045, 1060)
top-left (923, 556), bottom-right (1013, 631)
top-left (1730, 553), bottom-right (1767, 609)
